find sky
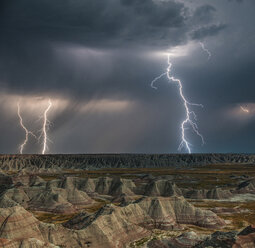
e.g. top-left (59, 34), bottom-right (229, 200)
top-left (0, 0), bottom-right (255, 154)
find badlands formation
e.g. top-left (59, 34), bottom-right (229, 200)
top-left (0, 154), bottom-right (254, 247)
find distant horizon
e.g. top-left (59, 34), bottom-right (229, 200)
top-left (1, 153), bottom-right (255, 156)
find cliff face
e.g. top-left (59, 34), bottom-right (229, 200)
top-left (0, 154), bottom-right (254, 171)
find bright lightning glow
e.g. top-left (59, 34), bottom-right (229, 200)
top-left (17, 102), bottom-right (36, 154)
top-left (41, 99), bottom-right (52, 154)
top-left (240, 106), bottom-right (250, 113)
top-left (199, 42), bottom-right (211, 60)
top-left (151, 54), bottom-right (204, 154)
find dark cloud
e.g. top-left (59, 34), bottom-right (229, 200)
top-left (0, 0), bottom-right (221, 48)
top-left (0, 0), bottom-right (184, 46)
top-left (0, 0), bottom-right (254, 154)
top-left (192, 4), bottom-right (216, 24)
top-left (190, 23), bottom-right (226, 40)
top-left (0, 0), bottom-right (223, 97)
top-left (228, 0), bottom-right (243, 2)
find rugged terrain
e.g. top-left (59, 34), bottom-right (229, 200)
top-left (1, 154), bottom-right (255, 171)
top-left (0, 154), bottom-right (254, 247)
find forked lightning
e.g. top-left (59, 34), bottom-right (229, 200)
top-left (41, 99), bottom-right (52, 154)
top-left (17, 102), bottom-right (37, 154)
top-left (151, 54), bottom-right (204, 153)
top-left (199, 42), bottom-right (211, 60)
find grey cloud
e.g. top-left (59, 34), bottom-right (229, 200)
top-left (120, 0), bottom-right (185, 27)
top-left (0, 0), bottom-right (222, 48)
top-left (0, 0), bottom-right (184, 46)
top-left (0, 0), bottom-right (254, 154)
top-left (190, 23), bottom-right (226, 40)
top-left (228, 0), bottom-right (243, 2)
top-left (192, 5), bottom-right (216, 24)
top-left (0, 0), bottom-right (224, 97)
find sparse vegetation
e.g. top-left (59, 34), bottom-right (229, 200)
top-left (31, 211), bottom-right (77, 224)
top-left (190, 200), bottom-right (255, 231)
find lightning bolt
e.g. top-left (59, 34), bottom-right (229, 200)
top-left (41, 99), bottom-right (52, 154)
top-left (240, 106), bottom-right (250, 113)
top-left (199, 42), bottom-right (211, 60)
top-left (151, 54), bottom-right (204, 154)
top-left (17, 102), bottom-right (37, 154)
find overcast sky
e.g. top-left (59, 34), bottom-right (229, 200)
top-left (0, 0), bottom-right (255, 154)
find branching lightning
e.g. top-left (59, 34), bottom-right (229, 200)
top-left (240, 106), bottom-right (250, 113)
top-left (151, 54), bottom-right (204, 154)
top-left (17, 102), bottom-right (37, 154)
top-left (199, 42), bottom-right (211, 60)
top-left (41, 99), bottom-right (52, 154)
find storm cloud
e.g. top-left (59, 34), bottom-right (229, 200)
top-left (0, 0), bottom-right (223, 97)
top-left (0, 0), bottom-right (216, 47)
top-left (0, 0), bottom-right (254, 154)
